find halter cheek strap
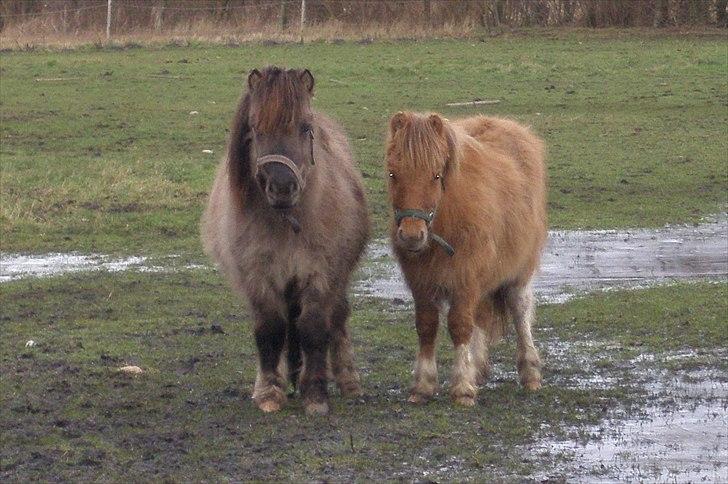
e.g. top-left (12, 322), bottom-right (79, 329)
top-left (394, 208), bottom-right (455, 257)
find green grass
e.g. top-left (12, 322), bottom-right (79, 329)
top-left (1, 273), bottom-right (725, 481)
top-left (2, 34), bottom-right (726, 255)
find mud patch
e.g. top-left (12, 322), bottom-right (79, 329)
top-left (356, 216), bottom-right (728, 303)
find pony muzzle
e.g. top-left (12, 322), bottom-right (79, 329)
top-left (394, 208), bottom-right (455, 257)
top-left (256, 154), bottom-right (305, 208)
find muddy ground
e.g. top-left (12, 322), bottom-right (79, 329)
top-left (1, 238), bottom-right (726, 481)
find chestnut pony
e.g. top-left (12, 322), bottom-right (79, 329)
top-left (385, 112), bottom-right (547, 406)
top-left (201, 67), bottom-right (369, 415)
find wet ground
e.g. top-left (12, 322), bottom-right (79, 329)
top-left (529, 337), bottom-right (728, 482)
top-left (3, 218), bottom-right (726, 303)
top-left (357, 216), bottom-right (728, 303)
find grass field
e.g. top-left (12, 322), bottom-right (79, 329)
top-left (1, 32), bottom-right (727, 481)
top-left (1, 33), bottom-right (726, 255)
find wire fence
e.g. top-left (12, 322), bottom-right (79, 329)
top-left (1, 0), bottom-right (725, 43)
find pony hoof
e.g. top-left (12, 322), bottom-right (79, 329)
top-left (304, 401), bottom-right (330, 416)
top-left (258, 399), bottom-right (283, 413)
top-left (452, 395), bottom-right (476, 407)
top-left (340, 384), bottom-right (363, 398)
top-left (254, 385), bottom-right (287, 413)
top-left (407, 392), bottom-right (431, 405)
top-left (523, 379), bottom-right (542, 391)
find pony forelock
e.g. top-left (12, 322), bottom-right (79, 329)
top-left (250, 67), bottom-right (310, 133)
top-left (387, 113), bottom-right (459, 174)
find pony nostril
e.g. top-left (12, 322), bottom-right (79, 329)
top-left (286, 181), bottom-right (298, 196)
top-left (269, 180), bottom-right (298, 198)
top-left (418, 229), bottom-right (426, 241)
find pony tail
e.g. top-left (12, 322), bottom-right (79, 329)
top-left (227, 94), bottom-right (253, 189)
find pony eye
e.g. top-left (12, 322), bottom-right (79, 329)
top-left (389, 172), bottom-right (395, 179)
top-left (301, 123), bottom-right (313, 134)
top-left (434, 174), bottom-right (441, 180)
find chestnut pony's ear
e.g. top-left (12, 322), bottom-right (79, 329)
top-left (247, 69), bottom-right (263, 91)
top-left (428, 113), bottom-right (460, 182)
top-left (428, 113), bottom-right (444, 135)
top-left (390, 111), bottom-right (408, 133)
top-left (299, 69), bottom-right (315, 94)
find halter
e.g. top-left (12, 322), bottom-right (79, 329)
top-left (394, 208), bottom-right (455, 257)
top-left (256, 154), bottom-right (306, 191)
top-left (254, 131), bottom-right (315, 234)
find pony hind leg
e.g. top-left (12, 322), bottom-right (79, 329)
top-left (471, 288), bottom-right (511, 384)
top-left (408, 299), bottom-right (440, 404)
top-left (286, 300), bottom-right (302, 393)
top-left (328, 295), bottom-right (362, 398)
top-left (506, 284), bottom-right (542, 391)
top-left (471, 297), bottom-right (495, 385)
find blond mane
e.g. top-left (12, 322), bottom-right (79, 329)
top-left (386, 112), bottom-right (459, 174)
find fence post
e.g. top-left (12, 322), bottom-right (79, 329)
top-left (300, 0), bottom-right (306, 43)
top-left (106, 0), bottom-right (112, 39)
top-left (281, 1), bottom-right (289, 29)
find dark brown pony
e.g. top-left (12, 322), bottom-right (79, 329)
top-left (201, 67), bottom-right (370, 415)
top-left (385, 112), bottom-right (547, 406)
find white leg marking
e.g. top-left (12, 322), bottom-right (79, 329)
top-left (450, 344), bottom-right (477, 406)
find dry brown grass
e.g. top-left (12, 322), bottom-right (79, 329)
top-left (0, 20), bottom-right (489, 50)
top-left (2, 0), bottom-right (724, 50)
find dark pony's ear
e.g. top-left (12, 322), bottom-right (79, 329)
top-left (247, 69), bottom-right (263, 91)
top-left (428, 113), bottom-right (460, 184)
top-left (299, 69), bottom-right (315, 94)
top-left (389, 111), bottom-right (408, 134)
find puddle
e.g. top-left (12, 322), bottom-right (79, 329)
top-left (0, 253), bottom-right (152, 282)
top-left (534, 367), bottom-right (728, 482)
top-left (356, 216), bottom-right (728, 303)
top-left (1, 216), bottom-right (726, 303)
top-left (0, 253), bottom-right (207, 282)
top-left (519, 336), bottom-right (728, 482)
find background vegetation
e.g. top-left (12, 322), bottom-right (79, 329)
top-left (1, 0), bottom-right (726, 49)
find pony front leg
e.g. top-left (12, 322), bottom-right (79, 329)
top-left (251, 307), bottom-right (288, 413)
top-left (408, 299), bottom-right (440, 404)
top-left (297, 290), bottom-right (333, 416)
top-left (447, 290), bottom-right (479, 407)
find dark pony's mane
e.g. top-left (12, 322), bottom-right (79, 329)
top-left (250, 67), bottom-right (311, 133)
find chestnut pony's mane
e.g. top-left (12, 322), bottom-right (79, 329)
top-left (386, 113), bottom-right (459, 174)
